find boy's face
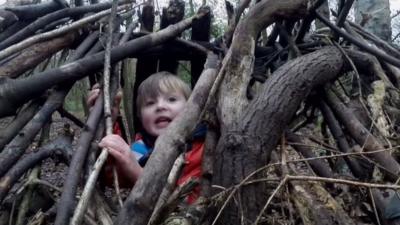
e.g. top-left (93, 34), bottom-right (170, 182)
top-left (140, 91), bottom-right (187, 137)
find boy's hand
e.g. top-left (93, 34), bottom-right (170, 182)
top-left (87, 84), bottom-right (101, 108)
top-left (99, 134), bottom-right (142, 183)
top-left (87, 84), bottom-right (123, 120)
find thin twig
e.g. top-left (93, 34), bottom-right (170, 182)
top-left (286, 175), bottom-right (400, 189)
top-left (148, 153), bottom-right (186, 225)
top-left (369, 188), bottom-right (382, 225)
top-left (253, 177), bottom-right (288, 225)
top-left (70, 0), bottom-right (121, 224)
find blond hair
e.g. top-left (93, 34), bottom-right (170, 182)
top-left (136, 72), bottom-right (191, 116)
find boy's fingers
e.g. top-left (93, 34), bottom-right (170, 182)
top-left (87, 89), bottom-right (100, 106)
top-left (114, 90), bottom-right (122, 106)
top-left (92, 83), bottom-right (100, 89)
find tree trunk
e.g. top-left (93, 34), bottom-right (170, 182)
top-left (213, 47), bottom-right (346, 225)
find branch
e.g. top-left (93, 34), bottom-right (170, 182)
top-left (0, 86), bottom-right (71, 178)
top-left (4, 0), bottom-right (66, 21)
top-left (324, 89), bottom-right (400, 180)
top-left (0, 4), bottom-right (131, 61)
top-left (315, 12), bottom-right (400, 68)
top-left (0, 0), bottom-right (129, 51)
top-left (148, 154), bottom-right (186, 225)
top-left (0, 10), bottom-right (208, 118)
top-left (0, 132), bottom-right (72, 203)
top-left (0, 100), bottom-right (42, 151)
top-left (0, 31), bottom-right (78, 78)
top-left (54, 31), bottom-right (107, 225)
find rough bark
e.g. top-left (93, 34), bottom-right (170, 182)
top-left (217, 0), bottom-right (309, 133)
top-left (213, 47), bottom-right (346, 225)
top-left (290, 181), bottom-right (357, 225)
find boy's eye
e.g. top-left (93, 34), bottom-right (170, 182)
top-left (145, 100), bottom-right (155, 106)
top-left (168, 97), bottom-right (177, 102)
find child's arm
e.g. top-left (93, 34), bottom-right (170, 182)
top-left (99, 134), bottom-right (143, 185)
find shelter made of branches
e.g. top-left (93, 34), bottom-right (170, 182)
top-left (2, 0), bottom-right (400, 225)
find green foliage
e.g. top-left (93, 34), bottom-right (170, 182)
top-left (177, 61), bottom-right (192, 84)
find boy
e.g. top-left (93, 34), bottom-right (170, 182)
top-left (89, 72), bottom-right (204, 202)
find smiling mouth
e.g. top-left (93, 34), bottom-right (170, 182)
top-left (155, 117), bottom-right (172, 126)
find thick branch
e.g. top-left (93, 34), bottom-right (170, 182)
top-left (213, 47), bottom-right (346, 224)
top-left (218, 0), bottom-right (309, 130)
top-left (0, 31), bottom-right (78, 78)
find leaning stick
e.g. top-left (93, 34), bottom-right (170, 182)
top-left (0, 4), bottom-right (130, 61)
top-left (69, 0), bottom-right (120, 224)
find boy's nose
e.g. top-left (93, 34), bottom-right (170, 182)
top-left (155, 100), bottom-right (167, 111)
